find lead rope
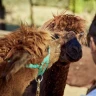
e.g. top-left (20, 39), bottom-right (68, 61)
top-left (36, 75), bottom-right (43, 96)
top-left (36, 79), bottom-right (41, 96)
top-left (25, 47), bottom-right (50, 96)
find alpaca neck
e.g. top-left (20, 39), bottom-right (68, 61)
top-left (40, 61), bottom-right (70, 96)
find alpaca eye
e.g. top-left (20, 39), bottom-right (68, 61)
top-left (54, 34), bottom-right (59, 39)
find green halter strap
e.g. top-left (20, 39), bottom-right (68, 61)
top-left (26, 47), bottom-right (50, 76)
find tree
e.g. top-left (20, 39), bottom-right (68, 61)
top-left (0, 0), bottom-right (6, 30)
top-left (29, 0), bottom-right (34, 26)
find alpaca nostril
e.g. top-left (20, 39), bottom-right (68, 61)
top-left (67, 45), bottom-right (82, 62)
top-left (60, 37), bottom-right (82, 62)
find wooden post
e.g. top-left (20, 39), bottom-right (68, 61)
top-left (0, 0), bottom-right (6, 30)
top-left (73, 0), bottom-right (76, 14)
top-left (29, 0), bottom-right (34, 26)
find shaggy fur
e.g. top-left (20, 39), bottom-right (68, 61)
top-left (41, 13), bottom-right (87, 45)
top-left (0, 24), bottom-right (64, 96)
top-left (41, 14), bottom-right (85, 33)
top-left (0, 25), bottom-right (58, 96)
top-left (23, 13), bottom-right (84, 96)
top-left (0, 25), bottom-right (52, 63)
top-left (0, 25), bottom-right (53, 81)
top-left (40, 13), bottom-right (84, 96)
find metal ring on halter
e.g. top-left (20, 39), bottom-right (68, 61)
top-left (35, 75), bottom-right (43, 82)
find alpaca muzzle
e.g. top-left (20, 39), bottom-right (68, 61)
top-left (60, 38), bottom-right (82, 63)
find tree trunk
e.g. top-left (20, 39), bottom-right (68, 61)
top-left (0, 0), bottom-right (6, 30)
top-left (29, 0), bottom-right (34, 26)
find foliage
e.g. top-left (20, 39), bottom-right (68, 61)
top-left (3, 0), bottom-right (96, 13)
top-left (2, 0), bottom-right (96, 28)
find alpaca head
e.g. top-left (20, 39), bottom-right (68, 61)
top-left (59, 35), bottom-right (82, 63)
top-left (41, 13), bottom-right (86, 63)
top-left (55, 31), bottom-right (82, 63)
top-left (0, 25), bottom-right (53, 81)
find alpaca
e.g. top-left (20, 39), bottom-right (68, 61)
top-left (0, 23), bottom-right (82, 96)
top-left (41, 13), bottom-right (96, 88)
top-left (0, 25), bottom-right (58, 96)
top-left (23, 13), bottom-right (85, 96)
top-left (40, 13), bottom-right (85, 96)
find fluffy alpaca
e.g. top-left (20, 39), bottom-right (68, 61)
top-left (42, 14), bottom-right (96, 89)
top-left (0, 22), bottom-right (82, 96)
top-left (0, 25), bottom-right (53, 81)
top-left (23, 13), bottom-right (84, 96)
top-left (0, 25), bottom-right (60, 96)
top-left (40, 13), bottom-right (85, 96)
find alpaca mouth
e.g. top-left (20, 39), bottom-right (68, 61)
top-left (59, 38), bottom-right (82, 63)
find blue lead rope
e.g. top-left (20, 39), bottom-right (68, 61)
top-left (26, 47), bottom-right (50, 76)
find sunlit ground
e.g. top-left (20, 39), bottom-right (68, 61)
top-left (65, 85), bottom-right (87, 96)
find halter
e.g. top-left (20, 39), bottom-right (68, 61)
top-left (26, 47), bottom-right (50, 76)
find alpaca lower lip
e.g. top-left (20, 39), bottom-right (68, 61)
top-left (59, 50), bottom-right (82, 63)
top-left (66, 51), bottom-right (82, 62)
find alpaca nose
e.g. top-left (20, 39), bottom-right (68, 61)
top-left (60, 38), bottom-right (82, 63)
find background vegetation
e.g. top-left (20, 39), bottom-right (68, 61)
top-left (0, 0), bottom-right (96, 30)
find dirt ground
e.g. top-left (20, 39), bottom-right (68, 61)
top-left (64, 85), bottom-right (87, 96)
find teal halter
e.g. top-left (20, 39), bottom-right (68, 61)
top-left (26, 47), bottom-right (50, 76)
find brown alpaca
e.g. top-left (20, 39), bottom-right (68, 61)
top-left (23, 14), bottom-right (85, 96)
top-left (0, 23), bottom-right (82, 96)
top-left (0, 25), bottom-right (61, 96)
top-left (0, 25), bottom-right (52, 79)
top-left (42, 13), bottom-right (96, 88)
top-left (40, 13), bottom-right (85, 96)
